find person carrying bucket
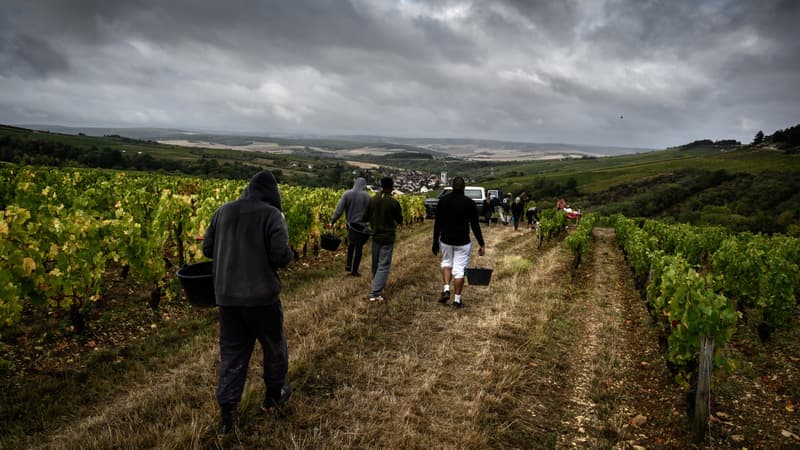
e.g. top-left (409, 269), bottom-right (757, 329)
top-left (432, 176), bottom-right (486, 308)
top-left (202, 170), bottom-right (294, 435)
top-left (328, 177), bottom-right (371, 277)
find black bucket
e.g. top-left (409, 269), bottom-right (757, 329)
top-left (347, 222), bottom-right (372, 245)
top-left (176, 261), bottom-right (216, 307)
top-left (466, 267), bottom-right (493, 286)
top-left (320, 234), bottom-right (341, 251)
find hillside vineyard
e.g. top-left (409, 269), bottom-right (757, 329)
top-left (0, 166), bottom-right (425, 327)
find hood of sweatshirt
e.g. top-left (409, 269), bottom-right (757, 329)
top-left (351, 177), bottom-right (367, 192)
top-left (241, 170), bottom-right (282, 211)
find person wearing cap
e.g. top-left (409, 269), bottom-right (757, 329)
top-left (202, 170), bottom-right (294, 435)
top-left (363, 176), bottom-right (403, 302)
top-left (328, 177), bottom-right (371, 277)
top-left (432, 176), bottom-right (486, 308)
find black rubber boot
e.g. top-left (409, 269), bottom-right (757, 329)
top-left (218, 403), bottom-right (237, 435)
top-left (261, 384), bottom-right (293, 411)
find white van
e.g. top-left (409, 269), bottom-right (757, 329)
top-left (424, 186), bottom-right (486, 218)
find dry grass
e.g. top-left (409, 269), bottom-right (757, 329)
top-left (22, 224), bottom-right (793, 449)
top-left (27, 222), bottom-right (577, 449)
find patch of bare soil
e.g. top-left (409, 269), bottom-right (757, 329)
top-left (703, 315), bottom-right (800, 449)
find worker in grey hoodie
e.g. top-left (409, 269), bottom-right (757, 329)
top-left (202, 170), bottom-right (294, 435)
top-left (329, 177), bottom-right (371, 276)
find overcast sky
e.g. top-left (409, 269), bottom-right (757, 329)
top-left (1, 0), bottom-right (798, 149)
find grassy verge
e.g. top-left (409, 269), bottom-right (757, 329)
top-left (0, 309), bottom-right (216, 445)
top-left (0, 234), bottom-right (348, 449)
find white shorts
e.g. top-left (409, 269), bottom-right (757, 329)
top-left (440, 242), bottom-right (472, 279)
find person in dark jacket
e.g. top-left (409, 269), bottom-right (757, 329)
top-left (202, 170), bottom-right (294, 435)
top-left (483, 197), bottom-right (493, 225)
top-left (363, 177), bottom-right (403, 302)
top-left (510, 196), bottom-right (525, 231)
top-left (329, 177), bottom-right (371, 276)
top-left (501, 194), bottom-right (512, 225)
top-left (526, 204), bottom-right (540, 228)
top-left (432, 176), bottom-right (485, 308)
top-left (491, 194), bottom-right (505, 224)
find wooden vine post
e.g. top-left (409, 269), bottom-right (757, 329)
top-left (693, 335), bottom-right (715, 443)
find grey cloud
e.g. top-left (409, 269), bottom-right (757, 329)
top-left (13, 0), bottom-right (476, 71)
top-left (0, 34), bottom-right (70, 78)
top-left (0, 0), bottom-right (798, 148)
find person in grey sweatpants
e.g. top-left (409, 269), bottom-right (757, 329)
top-left (202, 170), bottom-right (294, 435)
top-left (363, 177), bottom-right (403, 302)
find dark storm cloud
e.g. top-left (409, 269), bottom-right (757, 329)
top-left (0, 34), bottom-right (70, 78)
top-left (0, 0), bottom-right (798, 148)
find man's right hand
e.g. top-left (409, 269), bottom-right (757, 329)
top-left (478, 246), bottom-right (485, 256)
top-left (432, 241), bottom-right (439, 256)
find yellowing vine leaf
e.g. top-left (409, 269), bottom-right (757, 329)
top-left (22, 257), bottom-right (36, 275)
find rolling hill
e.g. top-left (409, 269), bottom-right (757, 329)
top-left (3, 123), bottom-right (799, 234)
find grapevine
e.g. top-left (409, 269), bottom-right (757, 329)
top-left (0, 166), bottom-right (427, 330)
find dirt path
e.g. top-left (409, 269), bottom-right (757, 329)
top-left (28, 225), bottom-right (686, 449)
top-left (554, 227), bottom-right (683, 448)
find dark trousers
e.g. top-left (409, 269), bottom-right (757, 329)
top-left (346, 227), bottom-right (367, 274)
top-left (217, 303), bottom-right (288, 407)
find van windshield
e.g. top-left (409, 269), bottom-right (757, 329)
top-left (438, 187), bottom-right (483, 200)
top-left (464, 189), bottom-right (483, 200)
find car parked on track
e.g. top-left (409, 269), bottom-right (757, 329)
top-left (425, 186), bottom-right (486, 219)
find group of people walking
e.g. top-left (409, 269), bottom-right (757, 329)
top-left (485, 192), bottom-right (540, 231)
top-left (201, 171), bottom-right (487, 434)
top-left (329, 176), bottom-right (403, 302)
top-left (330, 175), bottom-right (486, 307)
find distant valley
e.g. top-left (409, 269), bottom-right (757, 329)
top-left (17, 125), bottom-right (654, 161)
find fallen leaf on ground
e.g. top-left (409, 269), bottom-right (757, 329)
top-left (782, 430), bottom-right (800, 441)
top-left (731, 434), bottom-right (744, 442)
top-left (715, 411), bottom-right (730, 419)
top-left (629, 415), bottom-right (647, 427)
